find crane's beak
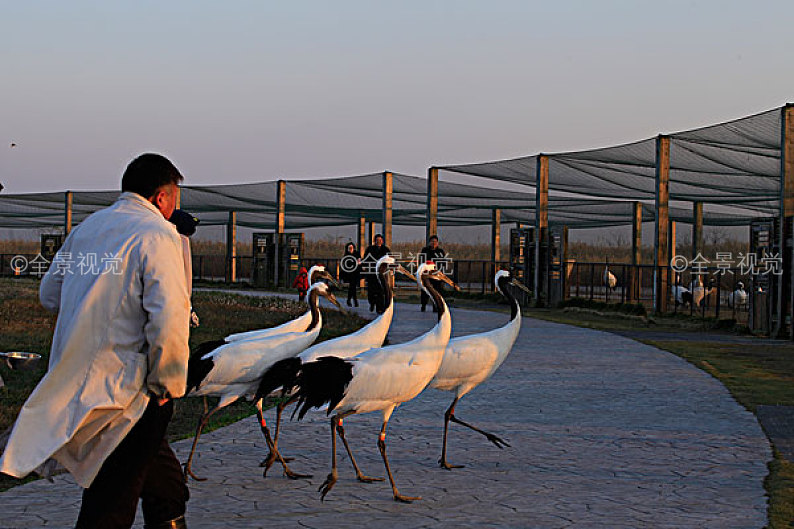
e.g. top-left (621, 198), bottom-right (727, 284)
top-left (510, 278), bottom-right (532, 294)
top-left (432, 270), bottom-right (461, 292)
top-left (395, 264), bottom-right (417, 283)
top-left (324, 291), bottom-right (346, 314)
top-left (318, 270), bottom-right (341, 289)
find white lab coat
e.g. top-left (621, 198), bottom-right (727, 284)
top-left (0, 192), bottom-right (190, 488)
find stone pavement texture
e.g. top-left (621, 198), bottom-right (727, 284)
top-left (0, 292), bottom-right (771, 528)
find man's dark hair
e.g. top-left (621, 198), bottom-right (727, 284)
top-left (428, 235), bottom-right (439, 242)
top-left (374, 233), bottom-right (384, 241)
top-left (121, 153), bottom-right (183, 198)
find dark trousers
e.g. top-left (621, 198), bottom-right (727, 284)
top-left (76, 399), bottom-right (189, 529)
top-left (420, 279), bottom-right (443, 309)
top-left (366, 276), bottom-right (386, 313)
top-left (346, 281), bottom-right (358, 304)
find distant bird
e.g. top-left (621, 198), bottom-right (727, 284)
top-left (182, 281), bottom-right (343, 481)
top-left (603, 259), bottom-right (617, 291)
top-left (253, 255), bottom-right (415, 477)
top-left (224, 265), bottom-right (336, 342)
top-left (431, 270), bottom-right (530, 469)
top-left (292, 262), bottom-right (459, 502)
top-left (10, 143), bottom-right (16, 148)
top-left (728, 281), bottom-right (747, 308)
top-left (690, 276), bottom-right (716, 307)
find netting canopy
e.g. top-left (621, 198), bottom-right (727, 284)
top-left (0, 169), bottom-right (765, 233)
top-left (441, 106), bottom-right (784, 214)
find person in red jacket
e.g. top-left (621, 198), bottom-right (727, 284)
top-left (292, 267), bottom-right (309, 302)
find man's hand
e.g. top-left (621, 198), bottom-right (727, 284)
top-left (157, 397), bottom-right (170, 406)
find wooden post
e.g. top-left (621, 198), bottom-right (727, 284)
top-left (274, 180), bottom-right (286, 286)
top-left (368, 221), bottom-right (376, 245)
top-left (630, 201), bottom-right (642, 301)
top-left (692, 202), bottom-right (703, 259)
top-left (491, 208), bottom-right (501, 264)
top-left (382, 171), bottom-right (393, 247)
top-left (426, 167), bottom-right (438, 240)
top-left (534, 155), bottom-right (549, 303)
top-left (226, 211), bottom-right (237, 283)
top-left (358, 215), bottom-right (367, 255)
top-left (669, 221), bottom-right (677, 262)
top-left (654, 135), bottom-right (670, 312)
top-left (778, 104), bottom-right (794, 338)
top-left (64, 191), bottom-right (73, 235)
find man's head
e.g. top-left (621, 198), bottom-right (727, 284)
top-left (121, 153), bottom-right (183, 219)
top-left (428, 235), bottom-right (439, 249)
top-left (374, 234), bottom-right (384, 247)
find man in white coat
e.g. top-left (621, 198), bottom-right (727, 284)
top-left (0, 153), bottom-right (192, 529)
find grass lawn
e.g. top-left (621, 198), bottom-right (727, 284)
top-left (0, 278), bottom-right (367, 491)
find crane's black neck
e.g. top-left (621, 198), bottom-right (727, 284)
top-left (422, 275), bottom-right (446, 322)
top-left (497, 276), bottom-right (519, 320)
top-left (378, 262), bottom-right (393, 309)
top-left (306, 288), bottom-right (321, 331)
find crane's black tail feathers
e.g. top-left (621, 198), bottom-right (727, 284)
top-left (186, 339), bottom-right (226, 394)
top-left (292, 356), bottom-right (353, 421)
top-left (254, 357), bottom-right (303, 401)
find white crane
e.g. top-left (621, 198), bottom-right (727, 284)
top-left (728, 281), bottom-right (748, 308)
top-left (181, 281), bottom-right (343, 481)
top-left (291, 262), bottom-right (459, 503)
top-left (672, 274), bottom-right (691, 307)
top-left (430, 270), bottom-right (530, 469)
top-left (690, 276), bottom-right (716, 307)
top-left (253, 255), bottom-right (415, 477)
top-left (603, 259), bottom-right (617, 291)
top-left (224, 265), bottom-right (336, 342)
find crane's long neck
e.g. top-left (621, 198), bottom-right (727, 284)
top-left (496, 277), bottom-right (522, 346)
top-left (423, 276), bottom-right (446, 322)
top-left (306, 288), bottom-right (322, 332)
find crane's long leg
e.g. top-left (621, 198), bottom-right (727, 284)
top-left (260, 396), bottom-right (300, 471)
top-left (184, 405), bottom-right (221, 482)
top-left (439, 396), bottom-right (464, 470)
top-left (336, 417), bottom-right (383, 483)
top-left (449, 412), bottom-right (510, 449)
top-left (255, 400), bottom-right (311, 480)
top-left (377, 421), bottom-right (421, 503)
top-left (318, 415), bottom-right (340, 501)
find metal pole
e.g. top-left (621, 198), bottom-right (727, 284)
top-left (426, 167), bottom-right (438, 241)
top-left (382, 171), bottom-right (393, 247)
top-left (226, 211), bottom-right (237, 283)
top-left (654, 135), bottom-right (671, 312)
top-left (534, 155), bottom-right (549, 304)
top-left (64, 191), bottom-right (73, 235)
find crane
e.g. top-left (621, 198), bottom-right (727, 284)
top-left (291, 262), bottom-right (459, 502)
top-left (430, 270), bottom-right (529, 469)
top-left (181, 281), bottom-right (343, 481)
top-left (253, 255), bottom-right (416, 477)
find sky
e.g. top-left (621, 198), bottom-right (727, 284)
top-left (0, 1), bottom-right (792, 243)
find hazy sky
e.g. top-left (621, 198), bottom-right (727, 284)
top-left (2, 0), bottom-right (793, 194)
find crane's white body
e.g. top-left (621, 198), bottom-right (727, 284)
top-left (604, 267), bottom-right (617, 290)
top-left (331, 264), bottom-right (452, 422)
top-left (299, 298), bottom-right (392, 363)
top-left (431, 304), bottom-right (521, 399)
top-left (729, 283), bottom-right (748, 308)
top-left (224, 265), bottom-right (326, 343)
top-left (192, 326), bottom-right (321, 408)
top-left (671, 284), bottom-right (690, 305)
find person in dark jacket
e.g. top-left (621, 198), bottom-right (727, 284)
top-left (419, 235), bottom-right (447, 312)
top-left (339, 242), bottom-right (361, 307)
top-left (362, 234), bottom-right (391, 313)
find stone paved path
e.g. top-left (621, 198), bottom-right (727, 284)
top-left (0, 293), bottom-right (771, 528)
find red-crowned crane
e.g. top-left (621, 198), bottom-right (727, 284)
top-left (224, 265), bottom-right (336, 342)
top-left (291, 262), bottom-right (459, 503)
top-left (181, 281), bottom-right (343, 481)
top-left (253, 255), bottom-right (416, 477)
top-left (430, 270), bottom-right (530, 469)
top-left (728, 281), bottom-right (748, 308)
top-left (603, 259), bottom-right (617, 291)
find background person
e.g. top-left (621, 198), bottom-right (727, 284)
top-left (419, 235), bottom-right (447, 312)
top-left (0, 153), bottom-right (191, 529)
top-left (362, 233), bottom-right (390, 313)
top-left (340, 242), bottom-right (361, 307)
